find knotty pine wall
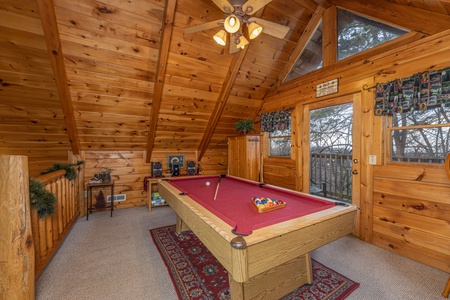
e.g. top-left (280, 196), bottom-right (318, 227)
top-left (261, 29), bottom-right (450, 272)
top-left (82, 149), bottom-right (227, 211)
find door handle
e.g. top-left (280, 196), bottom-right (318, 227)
top-left (352, 170), bottom-right (359, 175)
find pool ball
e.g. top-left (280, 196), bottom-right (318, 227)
top-left (206, 182), bottom-right (210, 186)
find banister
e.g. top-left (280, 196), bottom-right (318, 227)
top-left (36, 169), bottom-right (66, 184)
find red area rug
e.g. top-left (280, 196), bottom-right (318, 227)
top-left (150, 225), bottom-right (359, 300)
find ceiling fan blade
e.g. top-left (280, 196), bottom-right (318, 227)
top-left (242, 0), bottom-right (272, 15)
top-left (184, 19), bottom-right (224, 34)
top-left (249, 17), bottom-right (290, 39)
top-left (211, 0), bottom-right (234, 13)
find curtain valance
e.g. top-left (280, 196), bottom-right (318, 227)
top-left (374, 67), bottom-right (450, 115)
top-left (260, 109), bottom-right (293, 132)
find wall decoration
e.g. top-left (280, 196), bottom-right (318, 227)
top-left (167, 154), bottom-right (185, 168)
top-left (374, 67), bottom-right (450, 115)
top-left (316, 78), bottom-right (339, 98)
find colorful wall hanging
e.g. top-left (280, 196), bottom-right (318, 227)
top-left (260, 109), bottom-right (293, 132)
top-left (374, 67), bottom-right (450, 115)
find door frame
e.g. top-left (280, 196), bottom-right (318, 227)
top-left (299, 93), bottom-right (361, 236)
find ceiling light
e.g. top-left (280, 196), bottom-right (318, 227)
top-left (213, 30), bottom-right (227, 46)
top-left (248, 22), bottom-right (263, 39)
top-left (224, 15), bottom-right (241, 33)
top-left (236, 36), bottom-right (249, 49)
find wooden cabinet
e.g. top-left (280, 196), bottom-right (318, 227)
top-left (228, 135), bottom-right (261, 181)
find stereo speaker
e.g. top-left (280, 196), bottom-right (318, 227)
top-left (171, 164), bottom-right (180, 176)
top-left (187, 161), bottom-right (196, 175)
top-left (151, 162), bottom-right (162, 177)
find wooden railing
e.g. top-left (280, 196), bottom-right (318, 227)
top-left (310, 153), bottom-right (352, 201)
top-left (32, 165), bottom-right (84, 277)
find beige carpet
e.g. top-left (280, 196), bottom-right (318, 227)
top-left (36, 206), bottom-right (448, 300)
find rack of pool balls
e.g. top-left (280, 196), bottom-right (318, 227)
top-left (251, 197), bottom-right (286, 213)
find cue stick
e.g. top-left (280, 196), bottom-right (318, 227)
top-left (213, 176), bottom-right (222, 201)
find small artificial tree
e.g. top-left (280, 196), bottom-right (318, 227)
top-left (234, 119), bottom-right (255, 134)
top-left (95, 190), bottom-right (106, 209)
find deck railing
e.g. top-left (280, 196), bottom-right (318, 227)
top-left (32, 166), bottom-right (84, 277)
top-left (310, 153), bottom-right (353, 202)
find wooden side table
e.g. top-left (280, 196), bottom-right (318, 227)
top-left (86, 181), bottom-right (114, 220)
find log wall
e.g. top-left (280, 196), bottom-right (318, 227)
top-left (262, 29), bottom-right (450, 272)
top-left (82, 149), bottom-right (227, 212)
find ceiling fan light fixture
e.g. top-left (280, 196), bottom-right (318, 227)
top-left (224, 15), bottom-right (241, 33)
top-left (236, 36), bottom-right (249, 49)
top-left (248, 22), bottom-right (263, 39)
top-left (213, 30), bottom-right (227, 46)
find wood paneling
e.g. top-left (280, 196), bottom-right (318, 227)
top-left (262, 27), bottom-right (450, 273)
top-left (263, 157), bottom-right (296, 190)
top-left (83, 149), bottom-right (226, 212)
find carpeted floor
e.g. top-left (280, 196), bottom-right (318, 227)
top-left (36, 206), bottom-right (448, 300)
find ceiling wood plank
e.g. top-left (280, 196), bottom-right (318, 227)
top-left (333, 0), bottom-right (450, 35)
top-left (197, 48), bottom-right (249, 161)
top-left (197, 9), bottom-right (270, 160)
top-left (36, 0), bottom-right (80, 154)
top-left (277, 5), bottom-right (325, 84)
top-left (145, 0), bottom-right (177, 163)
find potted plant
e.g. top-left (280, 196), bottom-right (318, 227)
top-left (234, 119), bottom-right (255, 134)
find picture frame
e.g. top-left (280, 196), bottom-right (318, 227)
top-left (167, 154), bottom-right (185, 168)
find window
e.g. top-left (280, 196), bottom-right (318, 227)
top-left (389, 107), bottom-right (450, 164)
top-left (269, 124), bottom-right (291, 157)
top-left (337, 8), bottom-right (408, 61)
top-left (260, 109), bottom-right (292, 157)
top-left (285, 22), bottom-right (323, 81)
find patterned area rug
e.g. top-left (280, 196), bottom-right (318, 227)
top-left (150, 225), bottom-right (359, 300)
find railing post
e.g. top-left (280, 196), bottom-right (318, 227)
top-left (0, 155), bottom-right (35, 299)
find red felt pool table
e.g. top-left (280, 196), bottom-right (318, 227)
top-left (158, 175), bottom-right (357, 300)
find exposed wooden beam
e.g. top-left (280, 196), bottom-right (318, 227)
top-left (36, 0), bottom-right (80, 154)
top-left (332, 0), bottom-right (450, 36)
top-left (277, 5), bottom-right (325, 84)
top-left (322, 6), bottom-right (337, 67)
top-left (145, 0), bottom-right (177, 163)
top-left (197, 48), bottom-right (249, 161)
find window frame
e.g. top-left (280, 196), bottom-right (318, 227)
top-left (386, 111), bottom-right (450, 166)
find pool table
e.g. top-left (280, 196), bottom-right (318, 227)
top-left (158, 175), bottom-right (357, 300)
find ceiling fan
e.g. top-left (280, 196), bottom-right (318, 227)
top-left (184, 0), bottom-right (290, 53)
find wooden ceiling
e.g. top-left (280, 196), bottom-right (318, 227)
top-left (1, 0), bottom-right (450, 162)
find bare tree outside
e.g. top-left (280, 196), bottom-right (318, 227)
top-left (391, 107), bottom-right (450, 163)
top-left (269, 120), bottom-right (292, 157)
top-left (310, 103), bottom-right (353, 201)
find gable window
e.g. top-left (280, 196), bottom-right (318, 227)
top-left (337, 8), bottom-right (408, 61)
top-left (285, 22), bottom-right (323, 81)
top-left (389, 107), bottom-right (450, 164)
top-left (260, 109), bottom-right (292, 157)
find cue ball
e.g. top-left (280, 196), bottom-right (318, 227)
top-left (206, 182), bottom-right (210, 186)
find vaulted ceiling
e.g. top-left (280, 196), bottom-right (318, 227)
top-left (1, 0), bottom-right (450, 162)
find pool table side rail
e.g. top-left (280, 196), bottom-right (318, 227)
top-left (158, 180), bottom-right (236, 272)
top-left (158, 180), bottom-right (358, 283)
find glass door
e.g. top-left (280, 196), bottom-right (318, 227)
top-left (303, 94), bottom-right (361, 205)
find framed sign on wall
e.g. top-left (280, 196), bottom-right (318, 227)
top-left (167, 154), bottom-right (185, 168)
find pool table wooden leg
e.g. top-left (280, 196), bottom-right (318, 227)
top-left (228, 253), bottom-right (313, 299)
top-left (443, 277), bottom-right (450, 298)
top-left (175, 215), bottom-right (190, 235)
